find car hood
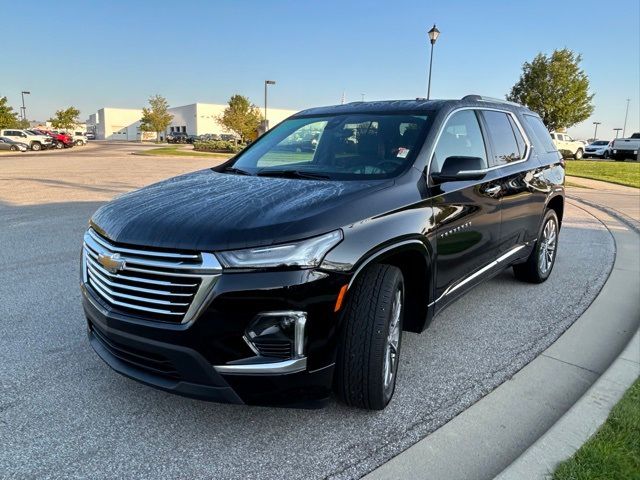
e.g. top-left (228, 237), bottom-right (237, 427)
top-left (91, 169), bottom-right (394, 251)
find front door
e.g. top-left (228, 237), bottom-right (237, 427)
top-left (429, 109), bottom-right (502, 310)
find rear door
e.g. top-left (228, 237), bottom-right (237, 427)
top-left (479, 109), bottom-right (546, 252)
top-left (429, 109), bottom-right (502, 310)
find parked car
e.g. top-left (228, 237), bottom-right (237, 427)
top-left (584, 140), bottom-right (612, 159)
top-left (611, 133), bottom-right (640, 161)
top-left (0, 136), bottom-right (29, 152)
top-left (33, 129), bottom-right (74, 149)
top-left (86, 132), bottom-right (96, 140)
top-left (0, 129), bottom-right (53, 151)
top-left (70, 132), bottom-right (89, 146)
top-left (81, 95), bottom-right (564, 410)
top-left (167, 132), bottom-right (189, 144)
top-left (550, 132), bottom-right (584, 159)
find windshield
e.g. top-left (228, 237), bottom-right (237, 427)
top-left (592, 141), bottom-right (609, 146)
top-left (229, 113), bottom-right (431, 180)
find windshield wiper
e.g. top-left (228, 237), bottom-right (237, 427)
top-left (224, 166), bottom-right (252, 176)
top-left (256, 169), bottom-right (331, 180)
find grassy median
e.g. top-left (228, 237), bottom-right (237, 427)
top-left (566, 160), bottom-right (640, 188)
top-left (141, 146), bottom-right (234, 159)
top-left (553, 378), bottom-right (640, 480)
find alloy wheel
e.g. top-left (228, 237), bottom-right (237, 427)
top-left (383, 288), bottom-right (402, 390)
top-left (538, 218), bottom-right (557, 274)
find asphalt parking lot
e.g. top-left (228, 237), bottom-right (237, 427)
top-left (0, 143), bottom-right (615, 479)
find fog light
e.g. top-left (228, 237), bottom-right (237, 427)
top-left (245, 311), bottom-right (307, 359)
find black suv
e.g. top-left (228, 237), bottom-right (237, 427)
top-left (167, 132), bottom-right (189, 144)
top-left (81, 96), bottom-right (564, 410)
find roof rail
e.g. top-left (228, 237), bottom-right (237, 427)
top-left (461, 95), bottom-right (521, 107)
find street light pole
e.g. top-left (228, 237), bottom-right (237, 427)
top-left (614, 128), bottom-right (622, 138)
top-left (622, 98), bottom-right (630, 137)
top-left (426, 24), bottom-right (440, 100)
top-left (592, 121), bottom-right (601, 141)
top-left (264, 80), bottom-right (276, 130)
top-left (21, 91), bottom-right (31, 122)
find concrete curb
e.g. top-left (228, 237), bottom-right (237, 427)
top-left (495, 329), bottom-right (639, 479)
top-left (364, 200), bottom-right (640, 480)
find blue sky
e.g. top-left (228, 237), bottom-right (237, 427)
top-left (1, 0), bottom-right (638, 139)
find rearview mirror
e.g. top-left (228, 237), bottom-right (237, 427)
top-left (431, 156), bottom-right (487, 183)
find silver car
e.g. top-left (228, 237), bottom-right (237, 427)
top-left (0, 136), bottom-right (29, 152)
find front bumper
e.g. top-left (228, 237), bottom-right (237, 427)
top-left (82, 267), bottom-right (348, 406)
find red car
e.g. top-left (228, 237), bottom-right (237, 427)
top-left (32, 129), bottom-right (74, 149)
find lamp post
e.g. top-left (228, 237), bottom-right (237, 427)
top-left (592, 121), bottom-right (601, 141)
top-left (614, 128), bottom-right (622, 138)
top-left (264, 80), bottom-right (276, 130)
top-left (426, 24), bottom-right (440, 100)
top-left (21, 91), bottom-right (31, 122)
top-left (622, 98), bottom-right (630, 137)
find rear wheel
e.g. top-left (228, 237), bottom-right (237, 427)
top-left (603, 151), bottom-right (610, 159)
top-left (10, 145), bottom-right (17, 151)
top-left (513, 209), bottom-right (559, 283)
top-left (335, 264), bottom-right (404, 410)
top-left (55, 142), bottom-right (63, 149)
top-left (574, 148), bottom-right (583, 160)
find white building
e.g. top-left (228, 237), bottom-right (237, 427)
top-left (87, 103), bottom-right (297, 141)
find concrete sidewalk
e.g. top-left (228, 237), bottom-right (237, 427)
top-left (365, 183), bottom-right (640, 480)
top-left (567, 175), bottom-right (639, 225)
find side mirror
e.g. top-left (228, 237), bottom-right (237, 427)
top-left (431, 156), bottom-right (487, 183)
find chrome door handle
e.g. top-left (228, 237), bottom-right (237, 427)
top-left (485, 185), bottom-right (502, 196)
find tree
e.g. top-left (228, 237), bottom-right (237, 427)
top-left (507, 48), bottom-right (594, 131)
top-left (49, 107), bottom-right (81, 131)
top-left (0, 96), bottom-right (21, 129)
top-left (218, 95), bottom-right (263, 142)
top-left (140, 95), bottom-right (173, 142)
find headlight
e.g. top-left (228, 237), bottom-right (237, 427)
top-left (216, 230), bottom-right (343, 269)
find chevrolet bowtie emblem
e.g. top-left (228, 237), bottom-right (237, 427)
top-left (98, 252), bottom-right (126, 273)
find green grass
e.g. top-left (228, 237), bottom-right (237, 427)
top-left (141, 146), bottom-right (234, 159)
top-left (566, 160), bottom-right (640, 188)
top-left (553, 378), bottom-right (640, 480)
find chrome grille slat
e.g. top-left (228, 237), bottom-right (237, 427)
top-left (82, 229), bottom-right (222, 323)
top-left (88, 273), bottom-right (190, 307)
top-left (86, 264), bottom-right (194, 297)
top-left (84, 253), bottom-right (198, 287)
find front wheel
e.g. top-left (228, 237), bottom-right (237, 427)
top-left (334, 264), bottom-right (404, 410)
top-left (10, 145), bottom-right (17, 151)
top-left (31, 142), bottom-right (41, 151)
top-left (55, 142), bottom-right (63, 149)
top-left (574, 148), bottom-right (583, 160)
top-left (603, 151), bottom-right (610, 159)
top-left (513, 209), bottom-right (559, 283)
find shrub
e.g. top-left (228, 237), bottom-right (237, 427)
top-left (193, 140), bottom-right (244, 153)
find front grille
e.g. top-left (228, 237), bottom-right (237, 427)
top-left (252, 339), bottom-right (293, 359)
top-left (90, 323), bottom-right (180, 380)
top-left (82, 228), bottom-right (221, 323)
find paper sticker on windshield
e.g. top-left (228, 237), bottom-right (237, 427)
top-left (397, 147), bottom-right (410, 158)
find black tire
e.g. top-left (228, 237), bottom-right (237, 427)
top-left (513, 209), bottom-right (559, 283)
top-left (10, 145), bottom-right (17, 151)
top-left (31, 142), bottom-right (41, 151)
top-left (334, 264), bottom-right (404, 410)
top-left (574, 148), bottom-right (583, 160)
top-left (55, 142), bottom-right (63, 149)
top-left (603, 151), bottom-right (610, 159)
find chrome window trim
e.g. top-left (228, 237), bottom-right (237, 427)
top-left (426, 106), bottom-right (533, 179)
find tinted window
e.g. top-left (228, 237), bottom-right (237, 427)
top-left (432, 110), bottom-right (487, 172)
top-left (482, 111), bottom-right (521, 165)
top-left (232, 113), bottom-right (430, 180)
top-left (523, 115), bottom-right (557, 153)
top-left (508, 116), bottom-right (527, 158)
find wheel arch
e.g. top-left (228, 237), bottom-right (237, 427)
top-left (347, 240), bottom-right (433, 333)
top-left (546, 194), bottom-right (564, 227)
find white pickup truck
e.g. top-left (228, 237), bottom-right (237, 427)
top-left (611, 133), bottom-right (640, 161)
top-left (550, 132), bottom-right (585, 159)
top-left (0, 129), bottom-right (53, 151)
